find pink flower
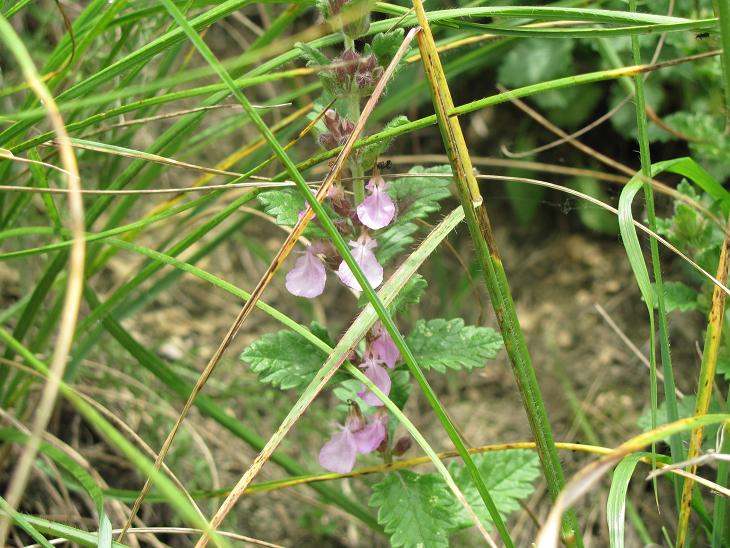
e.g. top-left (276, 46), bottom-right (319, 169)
top-left (354, 412), bottom-right (388, 453)
top-left (356, 176), bottom-right (395, 229)
top-left (357, 356), bottom-right (391, 406)
top-left (285, 246), bottom-right (326, 298)
top-left (370, 322), bottom-right (400, 368)
top-left (318, 428), bottom-right (358, 473)
top-left (318, 407), bottom-right (388, 473)
top-left (337, 233), bottom-right (383, 292)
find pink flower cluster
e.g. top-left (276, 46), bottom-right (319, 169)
top-left (285, 173), bottom-right (396, 299)
top-left (319, 323), bottom-right (401, 473)
top-left (319, 406), bottom-right (388, 473)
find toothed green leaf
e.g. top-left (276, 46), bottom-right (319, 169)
top-left (370, 471), bottom-right (458, 548)
top-left (406, 318), bottom-right (503, 372)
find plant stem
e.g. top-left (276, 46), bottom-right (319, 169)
top-left (678, 226), bottom-right (730, 546)
top-left (345, 91), bottom-right (366, 203)
top-left (411, 1), bottom-right (582, 546)
top-left (717, 0), bottom-right (730, 131)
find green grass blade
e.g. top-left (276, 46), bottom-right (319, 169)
top-left (0, 428), bottom-right (112, 546)
top-left (0, 329), bottom-right (230, 547)
top-left (13, 515), bottom-right (127, 548)
top-left (607, 453), bottom-right (647, 548)
top-left (0, 495), bottom-right (53, 548)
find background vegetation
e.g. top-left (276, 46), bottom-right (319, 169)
top-left (0, 0), bottom-right (729, 546)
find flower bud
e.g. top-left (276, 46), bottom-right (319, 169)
top-left (392, 436), bottom-right (412, 456)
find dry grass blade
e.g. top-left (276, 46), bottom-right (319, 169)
top-left (473, 174), bottom-right (730, 296)
top-left (194, 27), bottom-right (422, 547)
top-left (30, 527), bottom-right (284, 548)
top-left (0, 148), bottom-right (76, 179)
top-left (78, 103), bottom-right (285, 138)
top-left (497, 84), bottom-right (730, 237)
top-left (676, 221), bottom-right (730, 546)
top-left (0, 19), bottom-right (85, 547)
top-left (594, 303), bottom-right (684, 399)
top-left (536, 414), bottom-right (730, 548)
top-left (48, 138), bottom-right (257, 180)
top-left (118, 26), bottom-right (419, 544)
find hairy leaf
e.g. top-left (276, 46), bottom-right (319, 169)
top-left (372, 28), bottom-right (406, 66)
top-left (258, 189), bottom-right (302, 226)
top-left (376, 222), bottom-right (418, 264)
top-left (406, 318), bottom-right (503, 372)
top-left (448, 450), bottom-right (541, 530)
top-left (661, 281), bottom-right (701, 313)
top-left (360, 115), bottom-right (410, 170)
top-left (240, 324), bottom-right (343, 391)
top-left (389, 165), bottom-right (453, 223)
top-left (370, 470), bottom-right (458, 548)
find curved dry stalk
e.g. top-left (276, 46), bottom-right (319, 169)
top-left (78, 103), bottom-right (283, 138)
top-left (0, 148), bottom-right (76, 179)
top-left (473, 174), bottom-right (730, 297)
top-left (45, 138), bottom-right (265, 180)
top-left (594, 303), bottom-right (685, 399)
top-left (30, 527), bottom-right (284, 548)
top-left (536, 414), bottom-right (730, 548)
top-left (118, 26), bottom-right (420, 544)
top-left (496, 84), bottom-right (730, 238)
top-left (0, 19), bottom-right (85, 548)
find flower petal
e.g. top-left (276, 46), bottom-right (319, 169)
top-left (357, 361), bottom-right (391, 407)
top-left (337, 236), bottom-right (383, 292)
top-left (357, 177), bottom-right (395, 230)
top-left (353, 414), bottom-right (388, 454)
top-left (285, 249), bottom-right (326, 298)
top-left (318, 429), bottom-right (357, 473)
top-left (371, 325), bottom-right (400, 368)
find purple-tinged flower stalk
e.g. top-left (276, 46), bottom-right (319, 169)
top-left (357, 175), bottom-right (395, 229)
top-left (337, 233), bottom-right (383, 292)
top-left (319, 109), bottom-right (355, 150)
top-left (319, 405), bottom-right (388, 473)
top-left (330, 49), bottom-right (383, 96)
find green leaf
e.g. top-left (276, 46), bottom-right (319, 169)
top-left (258, 189), bottom-right (302, 226)
top-left (370, 471), bottom-right (459, 548)
top-left (661, 112), bottom-right (730, 181)
top-left (240, 325), bottom-right (343, 391)
top-left (389, 165), bottom-right (453, 223)
top-left (360, 115), bottom-right (410, 170)
top-left (372, 28), bottom-right (406, 66)
top-left (661, 281), bottom-right (701, 313)
top-left (717, 357), bottom-right (730, 381)
top-left (296, 41), bottom-right (330, 66)
top-left (406, 318), bottom-right (503, 372)
top-left (607, 453), bottom-right (647, 548)
top-left (448, 450), bottom-right (541, 530)
top-left (357, 273), bottom-right (427, 313)
top-left (375, 222), bottom-right (418, 265)
top-left (389, 274), bottom-right (428, 314)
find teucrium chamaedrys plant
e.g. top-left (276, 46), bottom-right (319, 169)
top-left (239, 2), bottom-right (541, 545)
